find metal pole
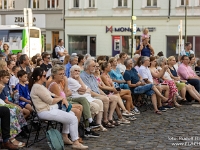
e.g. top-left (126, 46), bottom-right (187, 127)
top-left (185, 2), bottom-right (187, 43)
top-left (131, 0), bottom-right (134, 58)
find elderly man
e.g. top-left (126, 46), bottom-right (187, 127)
top-left (138, 56), bottom-right (172, 111)
top-left (178, 55), bottom-right (200, 92)
top-left (19, 54), bottom-right (31, 74)
top-left (65, 55), bottom-right (78, 77)
top-left (80, 59), bottom-right (118, 127)
top-left (123, 58), bottom-right (168, 115)
top-left (135, 38), bottom-right (154, 57)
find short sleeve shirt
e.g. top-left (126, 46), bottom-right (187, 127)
top-left (80, 71), bottom-right (100, 94)
top-left (0, 85), bottom-right (13, 102)
top-left (9, 75), bottom-right (19, 91)
top-left (55, 46), bottom-right (65, 61)
top-left (17, 83), bottom-right (31, 100)
top-left (40, 63), bottom-right (52, 72)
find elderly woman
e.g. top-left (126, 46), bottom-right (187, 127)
top-left (68, 65), bottom-right (107, 131)
top-left (156, 56), bottom-right (183, 107)
top-left (46, 65), bottom-right (100, 138)
top-left (29, 67), bottom-right (88, 149)
top-left (46, 65), bottom-right (83, 123)
top-left (168, 56), bottom-right (200, 103)
top-left (2, 44), bottom-right (12, 61)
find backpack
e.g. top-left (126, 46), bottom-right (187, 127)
top-left (52, 45), bottom-right (58, 59)
top-left (46, 128), bottom-right (65, 150)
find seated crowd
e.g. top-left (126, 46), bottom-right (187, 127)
top-left (0, 46), bottom-right (200, 150)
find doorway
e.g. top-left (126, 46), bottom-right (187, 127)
top-left (52, 31), bottom-right (59, 48)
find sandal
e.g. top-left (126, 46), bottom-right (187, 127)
top-left (109, 120), bottom-right (120, 126)
top-left (10, 138), bottom-right (25, 148)
top-left (155, 111), bottom-right (162, 115)
top-left (102, 121), bottom-right (115, 128)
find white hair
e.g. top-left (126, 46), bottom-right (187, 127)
top-left (84, 59), bottom-right (94, 70)
top-left (70, 65), bottom-right (81, 73)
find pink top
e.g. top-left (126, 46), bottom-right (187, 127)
top-left (177, 63), bottom-right (196, 80)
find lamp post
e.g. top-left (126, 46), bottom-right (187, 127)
top-left (131, 0), bottom-right (134, 58)
top-left (185, 1), bottom-right (187, 43)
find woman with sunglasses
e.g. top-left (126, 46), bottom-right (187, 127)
top-left (29, 67), bottom-right (88, 149)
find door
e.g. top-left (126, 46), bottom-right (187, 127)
top-left (52, 31), bottom-right (59, 48)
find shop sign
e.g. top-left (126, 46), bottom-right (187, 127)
top-left (5, 14), bottom-right (45, 28)
top-left (106, 26), bottom-right (156, 33)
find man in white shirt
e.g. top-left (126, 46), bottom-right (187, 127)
top-left (55, 39), bottom-right (68, 62)
top-left (138, 56), bottom-right (172, 111)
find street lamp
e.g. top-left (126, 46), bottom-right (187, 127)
top-left (185, 1), bottom-right (187, 43)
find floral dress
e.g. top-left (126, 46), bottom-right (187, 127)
top-left (0, 103), bottom-right (27, 141)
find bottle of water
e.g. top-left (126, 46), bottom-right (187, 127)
top-left (14, 92), bottom-right (19, 105)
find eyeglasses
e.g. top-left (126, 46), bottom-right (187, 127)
top-left (74, 70), bottom-right (80, 72)
top-left (58, 73), bottom-right (65, 76)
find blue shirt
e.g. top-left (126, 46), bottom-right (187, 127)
top-left (123, 68), bottom-right (140, 92)
top-left (136, 44), bottom-right (151, 57)
top-left (16, 83), bottom-right (30, 101)
top-left (0, 84), bottom-right (13, 102)
top-left (65, 62), bottom-right (72, 77)
top-left (80, 71), bottom-right (100, 94)
top-left (109, 68), bottom-right (124, 81)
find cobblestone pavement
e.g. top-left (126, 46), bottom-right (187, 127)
top-left (15, 104), bottom-right (200, 150)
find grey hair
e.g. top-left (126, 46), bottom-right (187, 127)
top-left (133, 54), bottom-right (140, 59)
top-left (157, 56), bottom-right (166, 66)
top-left (70, 65), bottom-right (80, 73)
top-left (84, 54), bottom-right (91, 60)
top-left (141, 56), bottom-right (149, 64)
top-left (51, 64), bottom-right (65, 76)
top-left (84, 59), bottom-right (94, 70)
top-left (70, 56), bottom-right (78, 62)
top-left (124, 58), bottom-right (132, 67)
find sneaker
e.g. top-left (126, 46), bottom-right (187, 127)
top-left (132, 107), bottom-right (140, 115)
top-left (158, 106), bottom-right (167, 112)
top-left (163, 105), bottom-right (175, 110)
top-left (122, 111), bottom-right (134, 116)
top-left (85, 130), bottom-right (100, 138)
top-left (118, 118), bottom-right (130, 124)
top-left (89, 121), bottom-right (100, 129)
top-left (126, 116), bottom-right (137, 121)
top-left (180, 100), bottom-right (192, 105)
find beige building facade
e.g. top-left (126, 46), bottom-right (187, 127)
top-left (0, 0), bottom-right (65, 53)
top-left (65, 0), bottom-right (200, 58)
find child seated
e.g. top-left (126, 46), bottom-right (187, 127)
top-left (141, 28), bottom-right (149, 41)
top-left (16, 70), bottom-right (33, 113)
top-left (0, 70), bottom-right (30, 118)
top-left (9, 66), bottom-right (20, 93)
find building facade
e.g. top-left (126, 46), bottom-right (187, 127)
top-left (65, 0), bottom-right (200, 58)
top-left (0, 0), bottom-right (64, 53)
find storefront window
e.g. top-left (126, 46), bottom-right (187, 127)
top-left (68, 36), bottom-right (87, 55)
top-left (195, 37), bottom-right (200, 58)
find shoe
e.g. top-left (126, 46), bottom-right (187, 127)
top-left (158, 107), bottom-right (167, 112)
top-left (163, 105), bottom-right (175, 110)
top-left (2, 141), bottom-right (19, 150)
top-left (175, 102), bottom-right (182, 107)
top-left (62, 135), bottom-right (73, 145)
top-left (72, 143), bottom-right (88, 149)
top-left (122, 111), bottom-right (134, 116)
top-left (99, 125), bottom-right (107, 132)
top-left (132, 107), bottom-right (140, 115)
top-left (155, 111), bottom-right (162, 115)
top-left (78, 137), bottom-right (83, 144)
top-left (118, 118), bottom-right (130, 124)
top-left (10, 139), bottom-right (25, 148)
top-left (85, 130), bottom-right (100, 138)
top-left (89, 121), bottom-right (100, 129)
top-left (126, 116), bottom-right (137, 121)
